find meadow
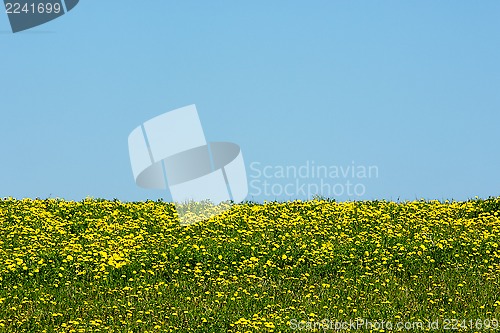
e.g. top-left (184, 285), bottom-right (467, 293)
top-left (0, 197), bottom-right (499, 332)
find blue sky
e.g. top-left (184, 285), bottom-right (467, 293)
top-left (1, 1), bottom-right (499, 202)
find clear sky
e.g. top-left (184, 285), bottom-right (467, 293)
top-left (1, 1), bottom-right (499, 202)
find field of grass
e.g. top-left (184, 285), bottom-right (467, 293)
top-left (0, 197), bottom-right (499, 332)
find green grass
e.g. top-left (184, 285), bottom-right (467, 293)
top-left (0, 197), bottom-right (499, 332)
